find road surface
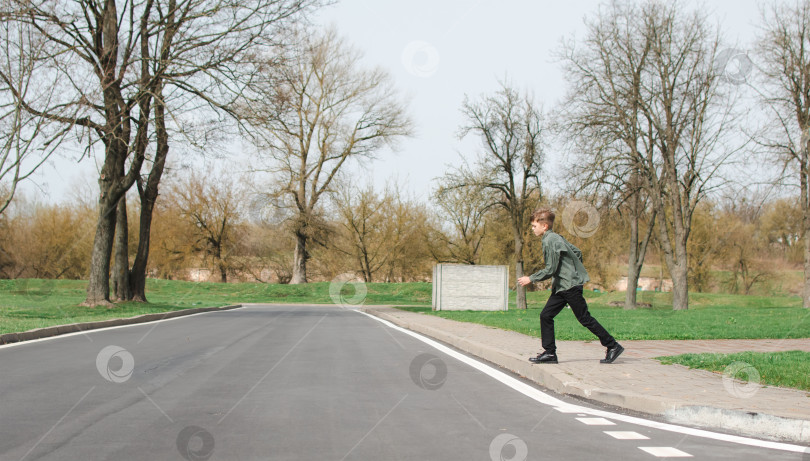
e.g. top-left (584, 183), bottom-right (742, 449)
top-left (0, 304), bottom-right (805, 460)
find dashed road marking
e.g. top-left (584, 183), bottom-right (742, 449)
top-left (576, 417), bottom-right (616, 426)
top-left (604, 431), bottom-right (650, 440)
top-left (639, 446), bottom-right (693, 457)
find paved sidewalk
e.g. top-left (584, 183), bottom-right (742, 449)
top-left (361, 306), bottom-right (810, 444)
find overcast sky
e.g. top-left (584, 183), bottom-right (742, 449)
top-left (25, 0), bottom-right (763, 205)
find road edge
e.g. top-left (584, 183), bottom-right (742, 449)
top-left (0, 304), bottom-right (243, 345)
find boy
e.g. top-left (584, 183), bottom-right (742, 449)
top-left (517, 208), bottom-right (624, 364)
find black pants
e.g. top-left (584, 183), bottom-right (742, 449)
top-left (540, 285), bottom-right (617, 353)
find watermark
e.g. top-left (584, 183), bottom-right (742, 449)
top-left (721, 361), bottom-right (760, 399)
top-left (489, 433), bottom-right (528, 461)
top-left (409, 353), bottom-right (447, 390)
top-left (328, 273), bottom-right (368, 308)
top-left (16, 278), bottom-right (56, 303)
top-left (96, 345), bottom-right (135, 383)
top-left (176, 425), bottom-right (215, 461)
top-left (560, 200), bottom-right (600, 238)
top-left (401, 40), bottom-right (440, 78)
top-left (247, 192), bottom-right (287, 226)
top-left (715, 48), bottom-right (753, 85)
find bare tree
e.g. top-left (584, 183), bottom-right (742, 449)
top-left (170, 171), bottom-right (244, 283)
top-left (241, 27), bottom-right (413, 284)
top-left (444, 80), bottom-right (545, 310)
top-left (429, 181), bottom-right (490, 264)
top-left (561, 0), bottom-right (739, 310)
top-left (119, 0), bottom-right (317, 301)
top-left (330, 182), bottom-right (389, 283)
top-left (641, 2), bottom-right (742, 310)
top-left (0, 14), bottom-right (68, 215)
top-left (558, 0), bottom-right (658, 309)
top-left (1, 0), bottom-right (156, 306)
top-left (761, 197), bottom-right (802, 262)
top-left (756, 0), bottom-right (810, 308)
top-left (1, 0), bottom-right (317, 304)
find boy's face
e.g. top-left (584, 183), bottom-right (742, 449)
top-left (531, 220), bottom-right (548, 237)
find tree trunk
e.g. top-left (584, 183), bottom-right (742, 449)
top-left (514, 225), bottom-right (527, 310)
top-left (129, 186), bottom-right (158, 302)
top-left (128, 212), bottom-right (151, 302)
top-left (83, 198), bottom-right (118, 307)
top-left (624, 196), bottom-right (655, 310)
top-left (219, 261), bottom-right (227, 283)
top-left (670, 260), bottom-right (689, 311)
top-left (112, 196), bottom-right (132, 301)
top-left (670, 212), bottom-right (690, 310)
top-left (654, 206), bottom-right (689, 310)
top-left (802, 139), bottom-right (810, 308)
top-left (290, 230), bottom-right (308, 284)
top-left (804, 219), bottom-right (810, 308)
top-left (625, 208), bottom-right (641, 310)
top-left (129, 84), bottom-right (168, 302)
top-left (515, 260), bottom-right (526, 310)
top-left (671, 230), bottom-right (690, 310)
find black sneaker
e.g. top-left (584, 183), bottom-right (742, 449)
top-left (529, 351), bottom-right (558, 364)
top-left (600, 344), bottom-right (624, 364)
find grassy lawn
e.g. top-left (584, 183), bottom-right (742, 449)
top-left (0, 278), bottom-right (432, 335)
top-left (397, 289), bottom-right (810, 340)
top-left (1, 278), bottom-right (809, 341)
top-left (656, 351), bottom-right (810, 392)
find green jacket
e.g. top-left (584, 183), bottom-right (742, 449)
top-left (528, 230), bottom-right (590, 292)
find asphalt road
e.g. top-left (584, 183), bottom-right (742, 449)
top-left (0, 304), bottom-right (806, 461)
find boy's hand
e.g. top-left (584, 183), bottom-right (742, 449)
top-left (517, 276), bottom-right (532, 287)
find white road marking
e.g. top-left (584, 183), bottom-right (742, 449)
top-left (576, 417), bottom-right (616, 425)
top-left (355, 309), bottom-right (809, 454)
top-left (639, 446), bottom-right (693, 457)
top-left (604, 431), bottom-right (650, 440)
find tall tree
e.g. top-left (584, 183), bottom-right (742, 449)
top-left (1, 0), bottom-right (152, 305)
top-left (0, 0), bottom-right (316, 304)
top-left (756, 0), bottom-right (810, 308)
top-left (637, 1), bottom-right (740, 310)
top-left (558, 0), bottom-right (658, 309)
top-left (241, 27), bottom-right (413, 284)
top-left (561, 0), bottom-right (739, 310)
top-left (113, 0), bottom-right (317, 301)
top-left (443, 81), bottom-right (545, 310)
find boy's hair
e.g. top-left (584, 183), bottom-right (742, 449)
top-left (531, 208), bottom-right (555, 228)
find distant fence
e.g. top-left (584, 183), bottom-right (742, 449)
top-left (432, 264), bottom-right (509, 311)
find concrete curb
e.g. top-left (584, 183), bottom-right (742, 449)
top-left (361, 307), bottom-right (810, 444)
top-left (0, 304), bottom-right (243, 345)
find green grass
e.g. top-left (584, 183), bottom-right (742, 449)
top-left (656, 351), bottom-right (810, 392)
top-left (2, 278), bottom-right (810, 341)
top-left (0, 278), bottom-right (432, 335)
top-left (396, 289), bottom-right (810, 340)
top-left (619, 263), bottom-right (805, 296)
